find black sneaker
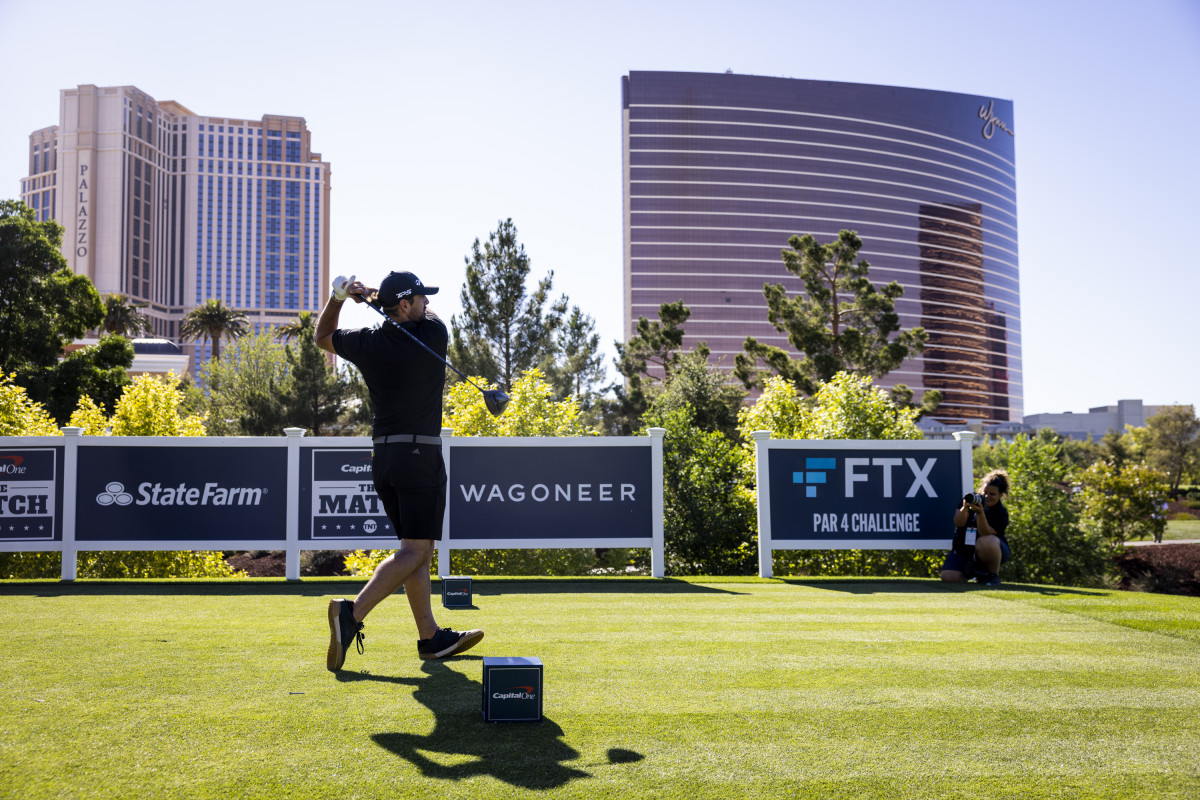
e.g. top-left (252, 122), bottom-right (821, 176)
top-left (326, 599), bottom-right (364, 671)
top-left (984, 573), bottom-right (1002, 587)
top-left (417, 627), bottom-right (484, 659)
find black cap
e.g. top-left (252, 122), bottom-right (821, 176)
top-left (378, 271), bottom-right (439, 307)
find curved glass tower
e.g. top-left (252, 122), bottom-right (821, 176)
top-left (623, 71), bottom-right (1021, 423)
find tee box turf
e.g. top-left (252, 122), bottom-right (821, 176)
top-left (441, 576), bottom-right (472, 608)
top-left (482, 657), bottom-right (543, 722)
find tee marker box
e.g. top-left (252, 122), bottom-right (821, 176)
top-left (441, 576), bottom-right (472, 608)
top-left (482, 657), bottom-right (543, 722)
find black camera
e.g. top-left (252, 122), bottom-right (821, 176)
top-left (963, 492), bottom-right (985, 506)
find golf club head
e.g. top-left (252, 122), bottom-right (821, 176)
top-left (483, 389), bottom-right (511, 417)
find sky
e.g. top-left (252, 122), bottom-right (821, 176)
top-left (1, 0), bottom-right (1198, 418)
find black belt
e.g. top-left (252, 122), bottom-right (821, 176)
top-left (372, 434), bottom-right (441, 445)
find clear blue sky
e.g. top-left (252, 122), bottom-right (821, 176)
top-left (2, 0), bottom-right (1197, 417)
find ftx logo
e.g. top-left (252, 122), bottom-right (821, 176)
top-left (794, 457), bottom-right (938, 499)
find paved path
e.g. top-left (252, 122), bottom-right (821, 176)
top-left (1125, 539), bottom-right (1200, 546)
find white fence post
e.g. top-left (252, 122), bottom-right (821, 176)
top-left (752, 431), bottom-right (774, 578)
top-left (438, 427), bottom-right (452, 578)
top-left (953, 431), bottom-right (977, 494)
top-left (646, 427), bottom-right (666, 578)
top-left (60, 427), bottom-right (83, 581)
top-left (284, 427), bottom-right (306, 581)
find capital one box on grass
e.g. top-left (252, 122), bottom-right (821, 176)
top-left (754, 437), bottom-right (974, 577)
top-left (0, 447), bottom-right (63, 543)
top-left (75, 444), bottom-right (287, 543)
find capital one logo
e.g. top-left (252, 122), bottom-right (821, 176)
top-left (794, 457), bottom-right (939, 499)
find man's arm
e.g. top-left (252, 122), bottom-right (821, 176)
top-left (315, 277), bottom-right (369, 353)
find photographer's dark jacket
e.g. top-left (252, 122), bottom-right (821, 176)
top-left (952, 501), bottom-right (1009, 558)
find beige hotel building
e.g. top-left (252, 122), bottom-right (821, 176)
top-left (21, 84), bottom-right (331, 372)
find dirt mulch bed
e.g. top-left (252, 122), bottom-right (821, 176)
top-left (1113, 542), bottom-right (1200, 596)
top-left (225, 550), bottom-right (352, 578)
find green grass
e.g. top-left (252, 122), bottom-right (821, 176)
top-left (2, 578), bottom-right (1199, 799)
top-left (1164, 518), bottom-right (1200, 540)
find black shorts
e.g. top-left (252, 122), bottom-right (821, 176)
top-left (371, 442), bottom-right (446, 541)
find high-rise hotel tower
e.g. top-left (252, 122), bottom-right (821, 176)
top-left (623, 72), bottom-right (1021, 423)
top-left (20, 84), bottom-right (331, 370)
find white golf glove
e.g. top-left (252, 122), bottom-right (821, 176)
top-left (331, 274), bottom-right (356, 302)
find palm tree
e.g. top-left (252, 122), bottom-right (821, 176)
top-left (180, 298), bottom-right (249, 361)
top-left (101, 293), bottom-right (152, 337)
top-left (274, 310), bottom-right (316, 343)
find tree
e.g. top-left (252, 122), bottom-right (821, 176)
top-left (0, 200), bottom-right (105, 391)
top-left (284, 336), bottom-right (355, 436)
top-left (542, 306), bottom-right (606, 408)
top-left (1145, 405), bottom-right (1199, 496)
top-left (100, 293), bottom-right (151, 337)
top-left (733, 229), bottom-right (934, 412)
top-left (1077, 460), bottom-right (1170, 545)
top-left (0, 373), bottom-right (61, 436)
top-left (443, 368), bottom-right (595, 438)
top-left (608, 300), bottom-right (694, 434)
top-left (34, 334), bottom-right (133, 423)
top-left (739, 372), bottom-right (921, 442)
top-left (202, 332), bottom-right (292, 436)
top-left (180, 298), bottom-right (249, 362)
top-left (449, 219), bottom-right (567, 392)
top-left (1002, 435), bottom-right (1108, 586)
top-left (645, 403), bottom-right (756, 576)
top-left (274, 311), bottom-right (316, 343)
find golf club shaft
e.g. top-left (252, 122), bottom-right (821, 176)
top-left (360, 298), bottom-right (487, 393)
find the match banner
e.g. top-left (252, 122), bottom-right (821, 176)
top-left (299, 447), bottom-right (394, 541)
top-left (74, 445), bottom-right (288, 542)
top-left (753, 435), bottom-right (975, 577)
top-left (447, 441), bottom-right (655, 541)
top-left (0, 447), bottom-right (63, 542)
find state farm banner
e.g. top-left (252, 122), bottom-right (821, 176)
top-left (299, 447), bottom-right (394, 541)
top-left (75, 445), bottom-right (287, 542)
top-left (447, 442), bottom-right (654, 541)
top-left (0, 447), bottom-right (63, 542)
top-left (754, 437), bottom-right (973, 575)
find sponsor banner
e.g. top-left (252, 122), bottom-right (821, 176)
top-left (767, 445), bottom-right (961, 545)
top-left (0, 448), bottom-right (62, 542)
top-left (449, 445), bottom-right (652, 541)
top-left (300, 448), bottom-right (394, 541)
top-left (76, 446), bottom-right (286, 542)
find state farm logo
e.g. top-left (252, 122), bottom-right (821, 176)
top-left (94, 481), bottom-right (267, 507)
top-left (493, 686), bottom-right (537, 700)
top-left (0, 455), bottom-right (28, 475)
top-left (96, 482), bottom-right (134, 506)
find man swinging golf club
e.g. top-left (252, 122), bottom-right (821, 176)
top-left (316, 270), bottom-right (484, 670)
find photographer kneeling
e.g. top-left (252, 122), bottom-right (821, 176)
top-left (941, 470), bottom-right (1011, 587)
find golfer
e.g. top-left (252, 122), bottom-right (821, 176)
top-left (316, 270), bottom-right (483, 671)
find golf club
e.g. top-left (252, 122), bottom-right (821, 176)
top-left (359, 296), bottom-right (510, 416)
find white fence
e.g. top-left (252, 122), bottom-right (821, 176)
top-left (0, 428), bottom-right (666, 580)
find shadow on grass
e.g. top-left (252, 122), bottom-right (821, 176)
top-left (778, 578), bottom-right (1109, 597)
top-left (0, 576), bottom-right (744, 597)
top-left (357, 660), bottom-right (633, 790)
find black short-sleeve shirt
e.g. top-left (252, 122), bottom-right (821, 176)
top-left (332, 314), bottom-right (448, 438)
top-left (952, 501), bottom-right (1009, 556)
